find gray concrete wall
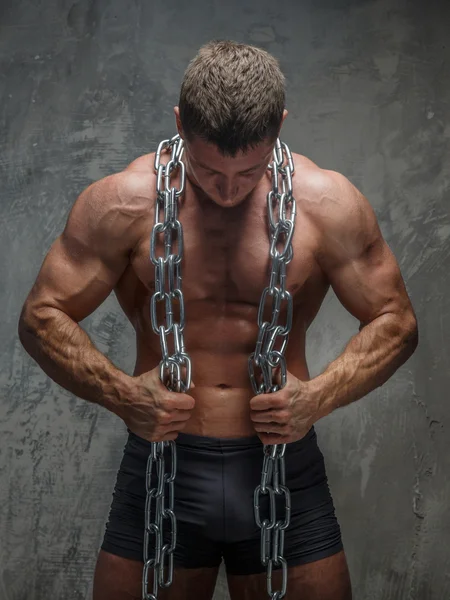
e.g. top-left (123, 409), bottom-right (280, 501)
top-left (1, 0), bottom-right (448, 598)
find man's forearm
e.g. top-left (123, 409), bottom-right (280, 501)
top-left (18, 306), bottom-right (136, 417)
top-left (311, 312), bottom-right (419, 420)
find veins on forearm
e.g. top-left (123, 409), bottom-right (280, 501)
top-left (315, 313), bottom-right (418, 415)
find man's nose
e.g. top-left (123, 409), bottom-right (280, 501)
top-left (217, 178), bottom-right (237, 198)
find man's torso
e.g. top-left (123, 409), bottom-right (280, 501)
top-left (114, 150), bottom-right (331, 437)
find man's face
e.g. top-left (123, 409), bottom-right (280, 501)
top-left (182, 136), bottom-right (274, 208)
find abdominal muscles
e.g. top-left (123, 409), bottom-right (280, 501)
top-left (134, 299), bottom-right (309, 438)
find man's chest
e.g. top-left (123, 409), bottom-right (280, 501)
top-left (129, 191), bottom-right (326, 309)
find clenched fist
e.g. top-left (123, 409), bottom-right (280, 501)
top-left (250, 370), bottom-right (321, 445)
top-left (117, 366), bottom-right (195, 443)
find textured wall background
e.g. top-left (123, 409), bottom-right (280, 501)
top-left (1, 0), bottom-right (449, 598)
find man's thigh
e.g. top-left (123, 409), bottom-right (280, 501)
top-left (226, 550), bottom-right (352, 600)
top-left (93, 549), bottom-right (220, 600)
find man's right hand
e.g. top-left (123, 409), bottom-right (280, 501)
top-left (120, 366), bottom-right (195, 443)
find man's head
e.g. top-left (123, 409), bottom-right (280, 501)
top-left (174, 40), bottom-right (288, 207)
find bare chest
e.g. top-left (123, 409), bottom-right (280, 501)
top-left (123, 184), bottom-right (328, 323)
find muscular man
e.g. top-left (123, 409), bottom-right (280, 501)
top-left (18, 41), bottom-right (418, 600)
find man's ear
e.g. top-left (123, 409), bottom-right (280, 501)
top-left (174, 106), bottom-right (184, 139)
top-left (275, 109), bottom-right (288, 139)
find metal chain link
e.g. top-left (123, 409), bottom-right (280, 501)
top-left (143, 134), bottom-right (190, 600)
top-left (143, 135), bottom-right (295, 600)
top-left (249, 139), bottom-right (296, 600)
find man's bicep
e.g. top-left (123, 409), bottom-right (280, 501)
top-left (21, 176), bottom-right (131, 324)
top-left (326, 234), bottom-right (412, 327)
top-left (317, 173), bottom-right (415, 327)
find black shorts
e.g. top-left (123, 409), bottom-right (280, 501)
top-left (101, 427), bottom-right (343, 575)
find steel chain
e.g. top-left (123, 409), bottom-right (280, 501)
top-left (248, 138), bottom-right (296, 600)
top-left (143, 135), bottom-right (295, 600)
top-left (143, 134), bottom-right (190, 600)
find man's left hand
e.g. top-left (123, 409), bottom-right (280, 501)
top-left (249, 370), bottom-right (320, 445)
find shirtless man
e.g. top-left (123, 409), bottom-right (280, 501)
top-left (18, 41), bottom-right (418, 600)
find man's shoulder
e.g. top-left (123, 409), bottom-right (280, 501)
top-left (72, 155), bottom-right (157, 249)
top-left (291, 153), bottom-right (342, 205)
top-left (124, 152), bottom-right (157, 176)
top-left (96, 153), bottom-right (157, 210)
top-left (291, 154), bottom-right (367, 232)
top-left (291, 156), bottom-right (380, 270)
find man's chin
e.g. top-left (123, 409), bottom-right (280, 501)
top-left (209, 191), bottom-right (254, 207)
top-left (211, 197), bottom-right (239, 207)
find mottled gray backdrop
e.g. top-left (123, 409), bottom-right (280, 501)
top-left (1, 0), bottom-right (449, 598)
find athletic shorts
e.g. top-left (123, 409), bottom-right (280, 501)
top-left (100, 426), bottom-right (343, 575)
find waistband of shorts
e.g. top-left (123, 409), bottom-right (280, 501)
top-left (176, 431), bottom-right (263, 449)
top-left (127, 427), bottom-right (315, 451)
top-left (127, 428), bottom-right (262, 450)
